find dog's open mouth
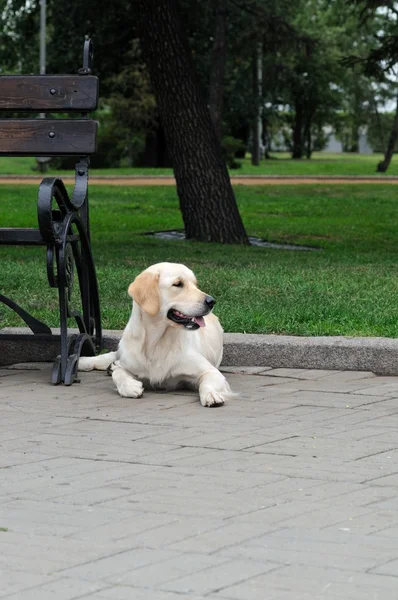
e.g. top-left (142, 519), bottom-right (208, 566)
top-left (167, 309), bottom-right (206, 330)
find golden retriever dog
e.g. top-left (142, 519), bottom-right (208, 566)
top-left (78, 262), bottom-right (234, 407)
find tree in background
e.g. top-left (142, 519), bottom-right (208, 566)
top-left (344, 0), bottom-right (398, 171)
top-left (134, 0), bottom-right (248, 244)
top-left (104, 42), bottom-right (156, 168)
top-left (1, 0), bottom-right (397, 169)
top-left (208, 0), bottom-right (228, 141)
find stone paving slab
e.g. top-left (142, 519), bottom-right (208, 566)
top-left (1, 364), bottom-right (398, 599)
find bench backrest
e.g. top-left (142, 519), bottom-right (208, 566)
top-left (0, 52), bottom-right (99, 156)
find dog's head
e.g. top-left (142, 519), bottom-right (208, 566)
top-left (128, 263), bottom-right (215, 330)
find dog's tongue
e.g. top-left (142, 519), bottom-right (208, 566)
top-left (193, 316), bottom-right (206, 327)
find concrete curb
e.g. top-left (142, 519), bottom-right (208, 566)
top-left (1, 328), bottom-right (398, 375)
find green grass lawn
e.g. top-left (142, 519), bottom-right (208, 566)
top-left (1, 152), bottom-right (398, 177)
top-left (1, 183), bottom-right (398, 337)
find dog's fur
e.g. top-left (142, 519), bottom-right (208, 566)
top-left (78, 262), bottom-right (234, 406)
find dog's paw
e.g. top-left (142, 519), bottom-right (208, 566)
top-left (200, 391), bottom-right (226, 407)
top-left (117, 378), bottom-right (144, 399)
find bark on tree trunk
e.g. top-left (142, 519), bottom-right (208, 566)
top-left (134, 0), bottom-right (248, 244)
top-left (251, 43), bottom-right (262, 166)
top-left (303, 113), bottom-right (313, 159)
top-left (377, 93), bottom-right (398, 173)
top-left (373, 99), bottom-right (386, 149)
top-left (306, 126), bottom-right (312, 159)
top-left (208, 0), bottom-right (227, 142)
top-left (350, 124), bottom-right (359, 153)
top-left (263, 118), bottom-right (271, 159)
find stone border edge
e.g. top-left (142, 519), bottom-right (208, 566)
top-left (1, 328), bottom-right (398, 375)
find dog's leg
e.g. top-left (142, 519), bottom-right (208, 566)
top-left (78, 351), bottom-right (117, 372)
top-left (110, 362), bottom-right (144, 398)
top-left (197, 364), bottom-right (235, 407)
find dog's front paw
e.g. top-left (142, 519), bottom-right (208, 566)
top-left (200, 391), bottom-right (226, 407)
top-left (117, 377), bottom-right (144, 398)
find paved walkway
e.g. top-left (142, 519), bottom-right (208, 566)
top-left (1, 364), bottom-right (398, 599)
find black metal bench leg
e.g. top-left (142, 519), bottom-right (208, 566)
top-left (52, 283), bottom-right (69, 385)
top-left (52, 259), bottom-right (99, 386)
top-left (0, 294), bottom-right (52, 335)
top-left (49, 207), bottom-right (101, 386)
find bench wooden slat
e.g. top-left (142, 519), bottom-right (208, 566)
top-left (0, 119), bottom-right (98, 155)
top-left (0, 228), bottom-right (44, 245)
top-left (0, 76), bottom-right (98, 112)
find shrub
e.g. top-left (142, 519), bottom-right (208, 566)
top-left (221, 136), bottom-right (245, 169)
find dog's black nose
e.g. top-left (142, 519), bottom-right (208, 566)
top-left (205, 295), bottom-right (216, 309)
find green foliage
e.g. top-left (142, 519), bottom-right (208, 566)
top-left (1, 0), bottom-right (396, 164)
top-left (1, 0), bottom-right (155, 168)
top-left (104, 42), bottom-right (156, 167)
top-left (220, 136), bottom-right (245, 169)
top-left (0, 0), bottom-right (40, 73)
top-left (343, 1), bottom-right (398, 78)
top-left (367, 111), bottom-right (398, 153)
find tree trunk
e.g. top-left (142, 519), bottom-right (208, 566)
top-left (350, 124), bottom-right (359, 153)
top-left (350, 84), bottom-right (361, 152)
top-left (251, 43), bottom-right (262, 166)
top-left (305, 125), bottom-right (312, 159)
top-left (263, 118), bottom-right (271, 159)
top-left (377, 93), bottom-right (398, 173)
top-left (303, 113), bottom-right (313, 159)
top-left (373, 98), bottom-right (386, 149)
top-left (208, 0), bottom-right (227, 142)
top-left (134, 0), bottom-right (248, 244)
top-left (292, 100), bottom-right (304, 159)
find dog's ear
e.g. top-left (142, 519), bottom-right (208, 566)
top-left (128, 271), bottom-right (160, 316)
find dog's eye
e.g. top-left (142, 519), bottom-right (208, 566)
top-left (173, 281), bottom-right (183, 288)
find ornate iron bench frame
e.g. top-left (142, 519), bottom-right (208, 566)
top-left (0, 40), bottom-right (102, 385)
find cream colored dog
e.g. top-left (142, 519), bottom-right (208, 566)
top-left (78, 262), bottom-right (234, 407)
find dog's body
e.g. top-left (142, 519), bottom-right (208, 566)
top-left (79, 263), bottom-right (234, 406)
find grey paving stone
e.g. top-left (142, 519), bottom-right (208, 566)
top-left (0, 577), bottom-right (107, 600)
top-left (297, 369), bottom-right (371, 381)
top-left (213, 571), bottom-right (393, 600)
top-left (67, 513), bottom-right (179, 544)
top-left (218, 541), bottom-right (379, 571)
top-left (160, 558), bottom-right (281, 595)
top-left (56, 548), bottom-right (179, 582)
top-left (115, 516), bottom-right (225, 549)
top-left (95, 588), bottom-right (203, 600)
top-left (218, 530), bottom-right (397, 570)
top-left (371, 558), bottom-right (398, 576)
top-left (324, 510), bottom-right (398, 535)
top-left (108, 551), bottom-right (228, 587)
top-left (259, 368), bottom-right (310, 378)
top-left (2, 365), bottom-right (398, 599)
top-left (353, 382), bottom-right (398, 396)
top-left (287, 390), bottom-right (393, 408)
top-left (166, 520), bottom-right (280, 554)
top-left (0, 570), bottom-right (56, 598)
top-left (220, 367), bottom-right (272, 374)
top-left (368, 524), bottom-right (398, 539)
top-left (265, 526), bottom-right (398, 551)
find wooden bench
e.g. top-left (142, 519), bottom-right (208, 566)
top-left (0, 40), bottom-right (102, 385)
